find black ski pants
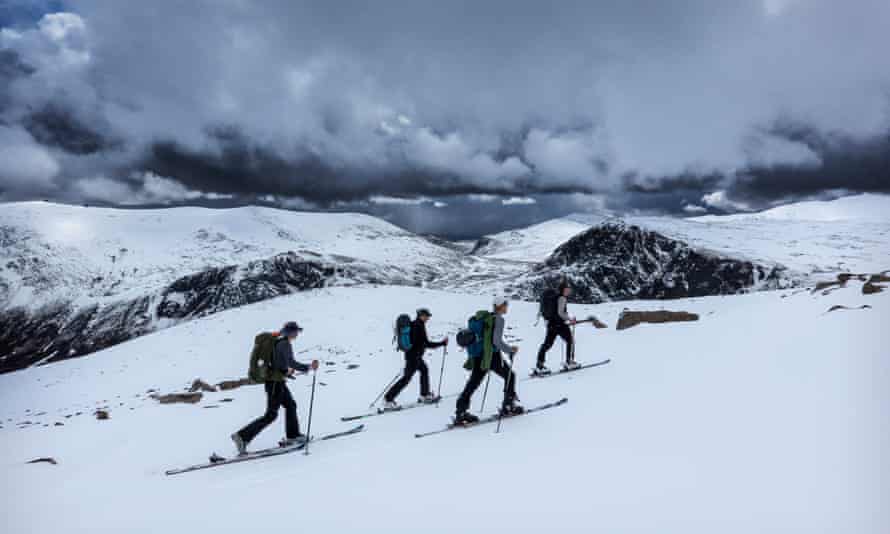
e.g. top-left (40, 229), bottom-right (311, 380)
top-left (456, 352), bottom-right (517, 414)
top-left (237, 381), bottom-right (300, 443)
top-left (385, 353), bottom-right (430, 401)
top-left (537, 321), bottom-right (574, 367)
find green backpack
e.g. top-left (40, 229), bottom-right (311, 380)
top-left (463, 310), bottom-right (496, 371)
top-left (248, 332), bottom-right (280, 382)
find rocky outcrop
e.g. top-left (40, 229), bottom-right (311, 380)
top-left (616, 310), bottom-right (700, 331)
top-left (152, 392), bottom-right (203, 405)
top-left (512, 222), bottom-right (788, 304)
top-left (0, 253), bottom-right (334, 374)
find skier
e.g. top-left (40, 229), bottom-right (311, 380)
top-left (383, 308), bottom-right (448, 409)
top-left (535, 281), bottom-right (578, 375)
top-left (231, 321), bottom-right (319, 455)
top-left (454, 296), bottom-right (524, 425)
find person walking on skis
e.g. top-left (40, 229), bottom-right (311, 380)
top-left (231, 321), bottom-right (319, 455)
top-left (383, 308), bottom-right (448, 409)
top-left (535, 281), bottom-right (578, 375)
top-left (454, 296), bottom-right (524, 425)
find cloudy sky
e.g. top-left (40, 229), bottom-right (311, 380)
top-left (1, 0), bottom-right (888, 237)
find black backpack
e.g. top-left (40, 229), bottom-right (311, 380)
top-left (539, 288), bottom-right (559, 321)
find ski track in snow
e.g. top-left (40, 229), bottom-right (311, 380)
top-left (0, 284), bottom-right (888, 533)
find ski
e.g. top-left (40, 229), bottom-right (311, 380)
top-left (164, 424), bottom-right (365, 476)
top-left (341, 397), bottom-right (444, 421)
top-left (528, 358), bottom-right (611, 379)
top-left (414, 398), bottom-right (568, 439)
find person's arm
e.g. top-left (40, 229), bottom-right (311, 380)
top-left (276, 340), bottom-right (309, 373)
top-left (557, 296), bottom-right (571, 322)
top-left (491, 316), bottom-right (515, 356)
top-left (422, 324), bottom-right (446, 349)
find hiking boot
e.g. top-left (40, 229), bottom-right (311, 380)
top-left (500, 399), bottom-right (525, 416)
top-left (562, 360), bottom-right (582, 371)
top-left (231, 432), bottom-right (247, 456)
top-left (532, 365), bottom-right (552, 376)
top-left (419, 393), bottom-right (440, 404)
top-left (383, 400), bottom-right (401, 411)
top-left (279, 434), bottom-right (307, 448)
top-left (454, 411), bottom-right (480, 426)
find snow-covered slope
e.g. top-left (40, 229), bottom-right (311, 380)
top-left (488, 194), bottom-right (890, 280)
top-left (469, 218), bottom-right (592, 261)
top-left (2, 201), bottom-right (793, 374)
top-left (692, 193), bottom-right (890, 222)
top-left (0, 202), bottom-right (460, 309)
top-left (1, 283), bottom-right (886, 533)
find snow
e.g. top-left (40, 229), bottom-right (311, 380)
top-left (1, 283), bottom-right (887, 533)
top-left (479, 194), bottom-right (890, 280)
top-left (473, 218), bottom-right (592, 261)
top-left (0, 201), bottom-right (460, 309)
top-left (692, 193), bottom-right (890, 222)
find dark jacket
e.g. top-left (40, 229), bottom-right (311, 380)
top-left (269, 338), bottom-right (309, 381)
top-left (407, 318), bottom-right (445, 358)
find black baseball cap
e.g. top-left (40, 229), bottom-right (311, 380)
top-left (281, 321), bottom-right (303, 335)
top-left (417, 308), bottom-right (432, 317)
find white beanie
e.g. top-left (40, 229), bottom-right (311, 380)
top-left (493, 296), bottom-right (509, 308)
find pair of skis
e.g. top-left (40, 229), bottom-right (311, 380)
top-left (164, 424), bottom-right (365, 476)
top-left (341, 358), bottom-right (610, 422)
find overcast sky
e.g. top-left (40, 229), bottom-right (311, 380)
top-left (1, 0), bottom-right (888, 237)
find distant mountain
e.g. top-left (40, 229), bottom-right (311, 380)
top-left (509, 221), bottom-right (788, 303)
top-left (10, 197), bottom-right (880, 372)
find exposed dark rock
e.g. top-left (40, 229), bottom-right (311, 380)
top-left (616, 310), bottom-right (700, 331)
top-left (216, 378), bottom-right (254, 391)
top-left (189, 379), bottom-right (217, 393)
top-left (827, 304), bottom-right (872, 313)
top-left (95, 410), bottom-right (110, 420)
top-left (515, 222), bottom-right (787, 304)
top-left (27, 457), bottom-right (57, 465)
top-left (152, 392), bottom-right (203, 405)
top-left (862, 282), bottom-right (885, 295)
top-left (0, 253), bottom-right (334, 374)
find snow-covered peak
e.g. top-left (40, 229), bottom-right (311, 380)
top-left (692, 193), bottom-right (890, 222)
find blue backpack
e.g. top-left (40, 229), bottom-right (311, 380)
top-left (465, 310), bottom-right (492, 358)
top-left (394, 314), bottom-right (413, 352)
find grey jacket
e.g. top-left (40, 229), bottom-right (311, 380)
top-left (557, 295), bottom-right (570, 322)
top-left (491, 314), bottom-right (515, 357)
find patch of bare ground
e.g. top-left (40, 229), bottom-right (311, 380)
top-left (616, 310), bottom-right (699, 331)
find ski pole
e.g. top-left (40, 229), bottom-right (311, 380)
top-left (369, 372), bottom-right (401, 409)
top-left (435, 343), bottom-right (448, 407)
top-left (479, 372), bottom-right (491, 413)
top-left (303, 368), bottom-right (317, 456)
top-left (496, 352), bottom-right (517, 434)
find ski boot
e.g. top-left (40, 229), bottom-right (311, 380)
top-left (231, 432), bottom-right (247, 456)
top-left (382, 400), bottom-right (401, 411)
top-left (500, 398), bottom-right (525, 417)
top-left (532, 364), bottom-right (552, 377)
top-left (419, 393), bottom-right (440, 404)
top-left (279, 434), bottom-right (308, 448)
top-left (562, 360), bottom-right (582, 372)
top-left (453, 411), bottom-right (480, 426)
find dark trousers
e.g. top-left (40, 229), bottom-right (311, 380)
top-left (537, 321), bottom-right (574, 367)
top-left (237, 381), bottom-right (300, 443)
top-left (456, 352), bottom-right (517, 414)
top-left (385, 354), bottom-right (430, 401)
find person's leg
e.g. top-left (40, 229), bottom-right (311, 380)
top-left (418, 358), bottom-right (431, 397)
top-left (384, 355), bottom-right (419, 402)
top-left (238, 382), bottom-right (280, 444)
top-left (557, 323), bottom-right (574, 363)
top-left (490, 355), bottom-right (518, 404)
top-left (456, 359), bottom-right (486, 414)
top-left (537, 324), bottom-right (559, 367)
top-left (279, 382), bottom-right (301, 439)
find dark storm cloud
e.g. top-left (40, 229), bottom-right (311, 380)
top-left (0, 0), bottom-right (889, 233)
